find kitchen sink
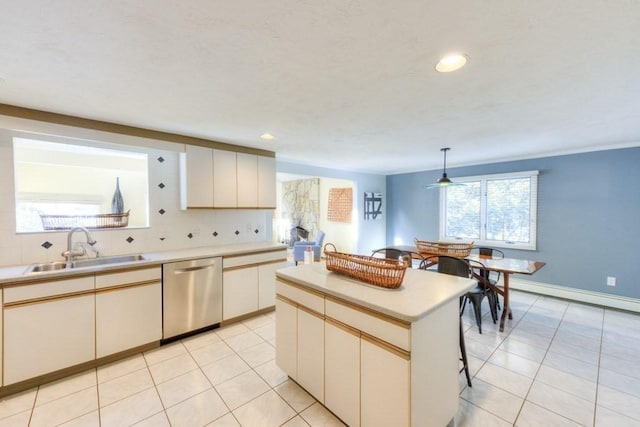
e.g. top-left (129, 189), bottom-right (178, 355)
top-left (72, 254), bottom-right (147, 268)
top-left (27, 261), bottom-right (69, 273)
top-left (25, 254), bottom-right (147, 274)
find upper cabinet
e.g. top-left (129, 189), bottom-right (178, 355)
top-left (181, 145), bottom-right (276, 209)
top-left (184, 145), bottom-right (214, 208)
top-left (213, 149), bottom-right (238, 208)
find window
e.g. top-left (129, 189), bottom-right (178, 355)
top-left (439, 171), bottom-right (538, 250)
top-left (13, 136), bottom-right (149, 233)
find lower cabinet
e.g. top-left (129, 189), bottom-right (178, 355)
top-left (223, 266), bottom-right (259, 320)
top-left (276, 279), bottom-right (412, 426)
top-left (275, 297), bottom-right (298, 378)
top-left (361, 336), bottom-right (410, 426)
top-left (95, 267), bottom-right (162, 358)
top-left (96, 283), bottom-right (162, 358)
top-left (223, 250), bottom-right (287, 321)
top-left (4, 293), bottom-right (95, 385)
top-left (258, 262), bottom-right (281, 309)
top-left (2, 268), bottom-right (162, 387)
top-left (325, 319), bottom-right (360, 427)
top-left (297, 307), bottom-right (325, 402)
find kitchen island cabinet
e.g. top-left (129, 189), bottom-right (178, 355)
top-left (275, 264), bottom-right (475, 427)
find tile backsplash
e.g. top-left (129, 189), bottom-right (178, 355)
top-left (0, 140), bottom-right (273, 268)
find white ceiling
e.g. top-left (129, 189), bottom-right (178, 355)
top-left (1, 1), bottom-right (639, 175)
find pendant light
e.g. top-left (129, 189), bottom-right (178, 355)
top-left (425, 147), bottom-right (464, 189)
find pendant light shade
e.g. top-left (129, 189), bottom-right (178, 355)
top-left (426, 147), bottom-right (463, 189)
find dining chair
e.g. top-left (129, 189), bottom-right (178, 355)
top-left (371, 248), bottom-right (418, 268)
top-left (470, 246), bottom-right (504, 321)
top-left (419, 255), bottom-right (472, 387)
top-left (463, 258), bottom-right (497, 334)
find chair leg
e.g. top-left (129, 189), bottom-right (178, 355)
top-left (459, 319), bottom-right (472, 387)
top-left (467, 293), bottom-right (484, 334)
top-left (487, 291), bottom-right (498, 324)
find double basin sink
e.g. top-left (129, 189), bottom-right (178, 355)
top-left (25, 254), bottom-right (147, 274)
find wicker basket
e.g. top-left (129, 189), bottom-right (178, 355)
top-left (323, 243), bottom-right (409, 289)
top-left (39, 211), bottom-right (130, 230)
top-left (414, 238), bottom-right (474, 258)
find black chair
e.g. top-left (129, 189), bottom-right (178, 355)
top-left (419, 255), bottom-right (472, 387)
top-left (371, 248), bottom-right (416, 268)
top-left (467, 247), bottom-right (505, 330)
top-left (463, 259), bottom-right (497, 334)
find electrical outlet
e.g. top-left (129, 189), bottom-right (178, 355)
top-left (607, 276), bottom-right (616, 287)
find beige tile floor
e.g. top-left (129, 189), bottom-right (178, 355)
top-left (1, 290), bottom-right (639, 426)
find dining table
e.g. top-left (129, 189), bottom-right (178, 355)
top-left (466, 253), bottom-right (546, 332)
top-left (375, 245), bottom-right (546, 332)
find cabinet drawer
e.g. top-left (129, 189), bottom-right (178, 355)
top-left (326, 298), bottom-right (411, 351)
top-left (4, 276), bottom-right (94, 303)
top-left (276, 280), bottom-right (324, 315)
top-left (95, 267), bottom-right (161, 289)
top-left (224, 249), bottom-right (287, 269)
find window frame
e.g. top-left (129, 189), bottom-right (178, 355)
top-left (438, 170), bottom-right (539, 251)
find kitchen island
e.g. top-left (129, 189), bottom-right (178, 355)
top-left (275, 263), bottom-right (475, 427)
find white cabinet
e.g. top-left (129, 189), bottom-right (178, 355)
top-left (3, 276), bottom-right (95, 385)
top-left (297, 307), bottom-right (325, 402)
top-left (325, 319), bottom-right (360, 427)
top-left (184, 144), bottom-right (214, 207)
top-left (361, 336), bottom-right (410, 427)
top-left (223, 266), bottom-right (258, 320)
top-left (181, 144), bottom-right (276, 209)
top-left (236, 152), bottom-right (258, 208)
top-left (258, 156), bottom-right (276, 208)
top-left (95, 268), bottom-right (162, 358)
top-left (275, 297), bottom-right (297, 378)
top-left (276, 278), bottom-right (416, 426)
top-left (258, 261), bottom-right (285, 309)
top-left (223, 250), bottom-right (287, 321)
top-left (213, 149), bottom-right (237, 207)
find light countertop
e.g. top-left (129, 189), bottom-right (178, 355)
top-left (0, 242), bottom-right (287, 285)
top-left (276, 262), bottom-right (475, 323)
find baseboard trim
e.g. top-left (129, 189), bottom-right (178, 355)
top-left (510, 278), bottom-right (640, 313)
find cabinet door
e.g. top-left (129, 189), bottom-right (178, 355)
top-left (4, 294), bottom-right (95, 385)
top-left (96, 283), bottom-right (162, 358)
top-left (361, 337), bottom-right (410, 427)
top-left (297, 307), bottom-right (325, 403)
top-left (258, 261), bottom-right (286, 309)
top-left (223, 266), bottom-right (258, 320)
top-left (275, 297), bottom-right (297, 379)
top-left (258, 156), bottom-right (276, 208)
top-left (185, 144), bottom-right (214, 207)
top-left (236, 152), bottom-right (258, 208)
top-left (213, 149), bottom-right (237, 207)
top-left (325, 320), bottom-right (360, 427)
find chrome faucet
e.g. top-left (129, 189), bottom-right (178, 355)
top-left (62, 227), bottom-right (97, 268)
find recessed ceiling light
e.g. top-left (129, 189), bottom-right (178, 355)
top-left (435, 54), bottom-right (468, 73)
top-left (260, 133), bottom-right (275, 140)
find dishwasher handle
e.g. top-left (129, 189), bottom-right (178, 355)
top-left (172, 264), bottom-right (216, 274)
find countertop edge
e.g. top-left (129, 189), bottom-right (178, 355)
top-left (0, 242), bottom-right (287, 285)
top-left (276, 264), bottom-right (475, 323)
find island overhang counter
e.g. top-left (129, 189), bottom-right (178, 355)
top-left (275, 263), bottom-right (475, 427)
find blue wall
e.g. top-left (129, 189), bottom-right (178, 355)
top-left (277, 160), bottom-right (387, 255)
top-left (387, 147), bottom-right (640, 299)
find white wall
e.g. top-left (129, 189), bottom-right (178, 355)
top-left (0, 115), bottom-right (272, 268)
top-left (318, 177), bottom-right (357, 254)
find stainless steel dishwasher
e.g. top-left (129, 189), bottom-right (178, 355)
top-left (162, 257), bottom-right (222, 340)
